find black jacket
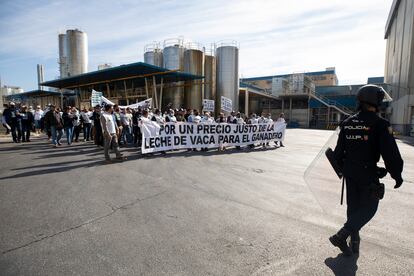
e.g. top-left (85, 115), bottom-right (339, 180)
top-left (334, 111), bottom-right (403, 182)
top-left (20, 111), bottom-right (34, 126)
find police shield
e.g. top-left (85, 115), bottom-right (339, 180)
top-left (303, 128), bottom-right (346, 215)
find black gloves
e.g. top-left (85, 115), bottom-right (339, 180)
top-left (394, 177), bottom-right (403, 189)
top-left (376, 167), bottom-right (388, 178)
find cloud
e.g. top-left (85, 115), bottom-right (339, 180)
top-left (0, 0), bottom-right (393, 90)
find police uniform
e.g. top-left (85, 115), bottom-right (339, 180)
top-left (330, 85), bottom-right (404, 256)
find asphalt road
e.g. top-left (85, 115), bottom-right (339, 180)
top-left (0, 129), bottom-right (413, 275)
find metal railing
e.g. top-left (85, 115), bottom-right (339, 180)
top-left (310, 92), bottom-right (354, 116)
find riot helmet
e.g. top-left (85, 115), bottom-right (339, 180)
top-left (357, 84), bottom-right (392, 111)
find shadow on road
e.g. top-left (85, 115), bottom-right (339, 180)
top-left (325, 254), bottom-right (359, 276)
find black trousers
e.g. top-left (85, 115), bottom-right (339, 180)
top-left (10, 123), bottom-right (22, 142)
top-left (344, 175), bottom-right (379, 233)
top-left (133, 125), bottom-right (141, 145)
top-left (73, 125), bottom-right (81, 141)
top-left (21, 123), bottom-right (31, 141)
top-left (94, 127), bottom-right (104, 146)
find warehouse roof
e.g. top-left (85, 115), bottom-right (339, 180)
top-left (240, 69), bottom-right (336, 82)
top-left (41, 62), bottom-right (204, 89)
top-left (5, 90), bottom-right (74, 99)
top-left (385, 0), bottom-right (401, 38)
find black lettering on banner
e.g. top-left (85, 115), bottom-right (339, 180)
top-left (179, 124), bottom-right (194, 134)
top-left (164, 124), bottom-right (176, 135)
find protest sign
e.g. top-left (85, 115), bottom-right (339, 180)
top-left (221, 96), bottom-right (232, 112)
top-left (202, 99), bottom-right (215, 112)
top-left (141, 122), bottom-right (286, 153)
top-left (91, 90), bottom-right (103, 107)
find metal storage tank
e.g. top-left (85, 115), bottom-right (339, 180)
top-left (204, 51), bottom-right (216, 102)
top-left (144, 43), bottom-right (163, 67)
top-left (66, 29), bottom-right (88, 77)
top-left (58, 33), bottom-right (68, 78)
top-left (215, 41), bottom-right (239, 115)
top-left (184, 43), bottom-right (204, 111)
top-left (162, 38), bottom-right (185, 108)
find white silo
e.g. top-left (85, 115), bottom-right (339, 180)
top-left (58, 33), bottom-right (68, 78)
top-left (183, 42), bottom-right (204, 110)
top-left (162, 38), bottom-right (185, 108)
top-left (215, 41), bottom-right (239, 115)
top-left (66, 29), bottom-right (88, 76)
top-left (144, 43), bottom-right (163, 67)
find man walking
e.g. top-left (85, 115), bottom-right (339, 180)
top-left (330, 85), bottom-right (404, 256)
top-left (44, 105), bottom-right (64, 147)
top-left (20, 105), bottom-right (34, 142)
top-left (100, 104), bottom-right (126, 163)
top-left (4, 102), bottom-right (22, 143)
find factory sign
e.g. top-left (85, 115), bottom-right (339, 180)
top-left (202, 99), bottom-right (215, 112)
top-left (221, 96), bottom-right (233, 112)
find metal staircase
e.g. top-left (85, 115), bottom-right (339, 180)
top-left (309, 92), bottom-right (353, 116)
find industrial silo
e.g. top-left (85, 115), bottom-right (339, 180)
top-left (58, 33), bottom-right (68, 78)
top-left (204, 48), bottom-right (216, 102)
top-left (144, 43), bottom-right (163, 67)
top-left (215, 41), bottom-right (239, 115)
top-left (184, 43), bottom-right (204, 111)
top-left (66, 29), bottom-right (88, 77)
top-left (162, 38), bottom-right (185, 109)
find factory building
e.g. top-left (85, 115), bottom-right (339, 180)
top-left (384, 0), bottom-right (414, 135)
top-left (241, 70), bottom-right (390, 129)
top-left (4, 90), bottom-right (75, 109)
top-left (41, 62), bottom-right (204, 110)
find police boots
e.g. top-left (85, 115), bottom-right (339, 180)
top-left (329, 227), bottom-right (352, 256)
top-left (350, 232), bottom-right (360, 254)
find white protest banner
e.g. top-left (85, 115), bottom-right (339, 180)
top-left (91, 90), bottom-right (103, 107)
top-left (221, 96), bottom-right (232, 112)
top-left (120, 98), bottom-right (152, 110)
top-left (141, 122), bottom-right (286, 154)
top-left (202, 99), bottom-right (215, 112)
top-left (97, 94), bottom-right (152, 110)
top-left (100, 96), bottom-right (115, 108)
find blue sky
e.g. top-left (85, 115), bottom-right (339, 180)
top-left (0, 0), bottom-right (392, 91)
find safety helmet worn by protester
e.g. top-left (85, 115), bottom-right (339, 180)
top-left (357, 84), bottom-right (392, 110)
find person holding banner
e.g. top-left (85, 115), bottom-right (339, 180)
top-left (100, 104), bottom-right (126, 163)
top-left (233, 112), bottom-right (245, 150)
top-left (276, 113), bottom-right (286, 147)
top-left (247, 113), bottom-right (259, 149)
top-left (92, 105), bottom-right (103, 148)
top-left (216, 113), bottom-right (227, 151)
top-left (139, 110), bottom-right (153, 155)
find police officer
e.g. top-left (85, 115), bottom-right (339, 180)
top-left (330, 84), bottom-right (404, 256)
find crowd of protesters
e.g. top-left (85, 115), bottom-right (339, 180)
top-left (2, 102), bottom-right (286, 162)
